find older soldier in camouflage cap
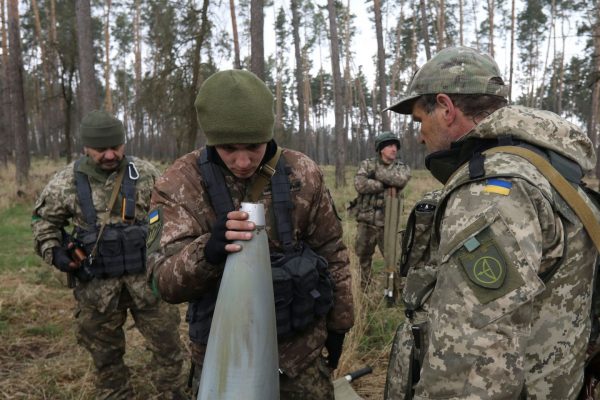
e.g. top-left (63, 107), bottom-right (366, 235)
top-left (352, 132), bottom-right (411, 287)
top-left (31, 110), bottom-right (186, 399)
top-left (146, 69), bottom-right (354, 399)
top-left (384, 46), bottom-right (599, 399)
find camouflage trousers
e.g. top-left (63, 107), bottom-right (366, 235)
top-left (191, 355), bottom-right (334, 399)
top-left (75, 286), bottom-right (185, 400)
top-left (355, 222), bottom-right (385, 287)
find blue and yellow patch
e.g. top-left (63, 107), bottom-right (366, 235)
top-left (149, 209), bottom-right (160, 224)
top-left (483, 179), bottom-right (512, 196)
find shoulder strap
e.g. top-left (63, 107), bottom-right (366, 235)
top-left (270, 150), bottom-right (294, 250)
top-left (120, 157), bottom-right (139, 221)
top-left (247, 146), bottom-right (282, 202)
top-left (484, 146), bottom-right (600, 252)
top-left (74, 159), bottom-right (97, 226)
top-left (198, 149), bottom-right (235, 217)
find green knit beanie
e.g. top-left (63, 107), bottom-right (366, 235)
top-left (80, 110), bottom-right (125, 148)
top-left (195, 70), bottom-right (274, 145)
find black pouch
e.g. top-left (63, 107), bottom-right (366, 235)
top-left (271, 264), bottom-right (293, 337)
top-left (122, 224), bottom-right (147, 274)
top-left (187, 290), bottom-right (219, 345)
top-left (98, 227), bottom-right (124, 277)
top-left (271, 243), bottom-right (334, 334)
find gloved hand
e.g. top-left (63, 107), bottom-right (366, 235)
top-left (51, 246), bottom-right (76, 272)
top-left (325, 331), bottom-right (346, 369)
top-left (204, 214), bottom-right (230, 265)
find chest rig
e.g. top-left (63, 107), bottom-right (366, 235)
top-left (73, 158), bottom-right (148, 278)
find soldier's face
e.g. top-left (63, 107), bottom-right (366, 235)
top-left (412, 102), bottom-right (452, 153)
top-left (85, 144), bottom-right (126, 171)
top-left (215, 143), bottom-right (268, 179)
top-left (380, 143), bottom-right (398, 164)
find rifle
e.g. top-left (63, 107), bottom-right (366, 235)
top-left (61, 229), bottom-right (94, 288)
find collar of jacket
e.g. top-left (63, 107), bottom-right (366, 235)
top-left (78, 155), bottom-right (127, 183)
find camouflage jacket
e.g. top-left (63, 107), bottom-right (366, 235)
top-left (147, 147), bottom-right (354, 377)
top-left (31, 156), bottom-right (161, 313)
top-left (353, 157), bottom-right (411, 226)
top-left (411, 106), bottom-right (599, 399)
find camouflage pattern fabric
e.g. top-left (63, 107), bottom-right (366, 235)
top-left (403, 106), bottom-right (599, 399)
top-left (353, 156), bottom-right (411, 286)
top-left (31, 156), bottom-right (185, 399)
top-left (147, 147), bottom-right (354, 381)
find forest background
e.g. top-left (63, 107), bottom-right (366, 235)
top-left (1, 0), bottom-right (600, 397)
top-left (1, 0), bottom-right (600, 189)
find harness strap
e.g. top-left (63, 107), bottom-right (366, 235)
top-left (74, 159), bottom-right (97, 226)
top-left (198, 150), bottom-right (235, 217)
top-left (484, 146), bottom-right (600, 252)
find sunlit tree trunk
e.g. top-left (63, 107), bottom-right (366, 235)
top-left (7, 0), bottom-right (29, 185)
top-left (373, 0), bottom-right (389, 131)
top-left (437, 0), bottom-right (445, 49)
top-left (76, 0), bottom-right (99, 116)
top-left (291, 0), bottom-right (306, 153)
top-left (0, 0), bottom-right (10, 166)
top-left (103, 0), bottom-right (113, 113)
top-left (327, 0), bottom-right (346, 187)
top-left (250, 0), bottom-right (264, 79)
top-left (230, 0), bottom-right (241, 69)
top-left (419, 0), bottom-right (431, 59)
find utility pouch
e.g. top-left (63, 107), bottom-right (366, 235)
top-left (271, 243), bottom-right (334, 335)
top-left (384, 310), bottom-right (430, 400)
top-left (187, 290), bottom-right (219, 345)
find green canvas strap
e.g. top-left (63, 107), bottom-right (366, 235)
top-left (484, 146), bottom-right (600, 252)
top-left (246, 146), bottom-right (283, 202)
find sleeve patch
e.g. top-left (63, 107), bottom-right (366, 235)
top-left (146, 207), bottom-right (163, 254)
top-left (483, 179), bottom-right (512, 196)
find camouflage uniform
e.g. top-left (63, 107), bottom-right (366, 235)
top-left (384, 46), bottom-right (599, 399)
top-left (353, 156), bottom-right (411, 285)
top-left (390, 106), bottom-right (599, 399)
top-left (32, 156), bottom-right (185, 400)
top-left (147, 146), bottom-right (354, 399)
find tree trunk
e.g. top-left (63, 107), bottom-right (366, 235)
top-left (250, 0), bottom-right (264, 79)
top-left (48, 0), bottom-right (61, 160)
top-left (327, 0), bottom-right (346, 187)
top-left (487, 0), bottom-right (494, 57)
top-left (7, 0), bottom-right (29, 185)
top-left (229, 0), bottom-right (241, 69)
top-left (459, 0), bottom-right (463, 46)
top-left (589, 0), bottom-right (600, 182)
top-left (509, 0), bottom-right (515, 102)
top-left (103, 0), bottom-right (113, 113)
top-left (76, 0), bottom-right (98, 116)
top-left (291, 0), bottom-right (306, 153)
top-left (373, 0), bottom-right (389, 131)
top-left (133, 0), bottom-right (143, 155)
top-left (437, 0), bottom-right (445, 49)
top-left (419, 0), bottom-right (431, 59)
top-left (0, 0), bottom-right (10, 165)
top-left (184, 0), bottom-right (210, 155)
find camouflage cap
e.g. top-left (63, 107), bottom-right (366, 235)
top-left (80, 110), bottom-right (125, 148)
top-left (375, 131), bottom-right (400, 152)
top-left (385, 46), bottom-right (509, 114)
top-left (195, 69), bottom-right (274, 146)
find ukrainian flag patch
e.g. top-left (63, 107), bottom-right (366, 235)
top-left (483, 179), bottom-right (512, 196)
top-left (149, 209), bottom-right (160, 224)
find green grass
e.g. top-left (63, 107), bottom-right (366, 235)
top-left (0, 204), bottom-right (44, 272)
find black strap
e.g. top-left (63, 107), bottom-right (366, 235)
top-left (74, 159), bottom-right (97, 226)
top-left (74, 157), bottom-right (138, 226)
top-left (198, 148), bottom-right (294, 248)
top-left (271, 157), bottom-right (294, 250)
top-left (198, 150), bottom-right (235, 217)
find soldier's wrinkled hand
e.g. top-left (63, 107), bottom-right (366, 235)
top-left (325, 331), bottom-right (346, 370)
top-left (51, 246), bottom-right (77, 272)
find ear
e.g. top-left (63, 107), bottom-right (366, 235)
top-left (435, 94), bottom-right (457, 126)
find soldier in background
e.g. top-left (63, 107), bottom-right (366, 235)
top-left (146, 69), bottom-right (354, 399)
top-left (385, 46), bottom-right (599, 399)
top-left (352, 132), bottom-right (411, 287)
top-left (31, 110), bottom-right (185, 399)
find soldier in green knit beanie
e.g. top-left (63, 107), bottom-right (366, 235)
top-left (148, 69), bottom-right (355, 399)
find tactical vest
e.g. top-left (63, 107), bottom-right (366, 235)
top-left (73, 158), bottom-right (148, 279)
top-left (187, 149), bottom-right (334, 345)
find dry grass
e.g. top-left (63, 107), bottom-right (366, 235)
top-left (0, 159), bottom-right (441, 399)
